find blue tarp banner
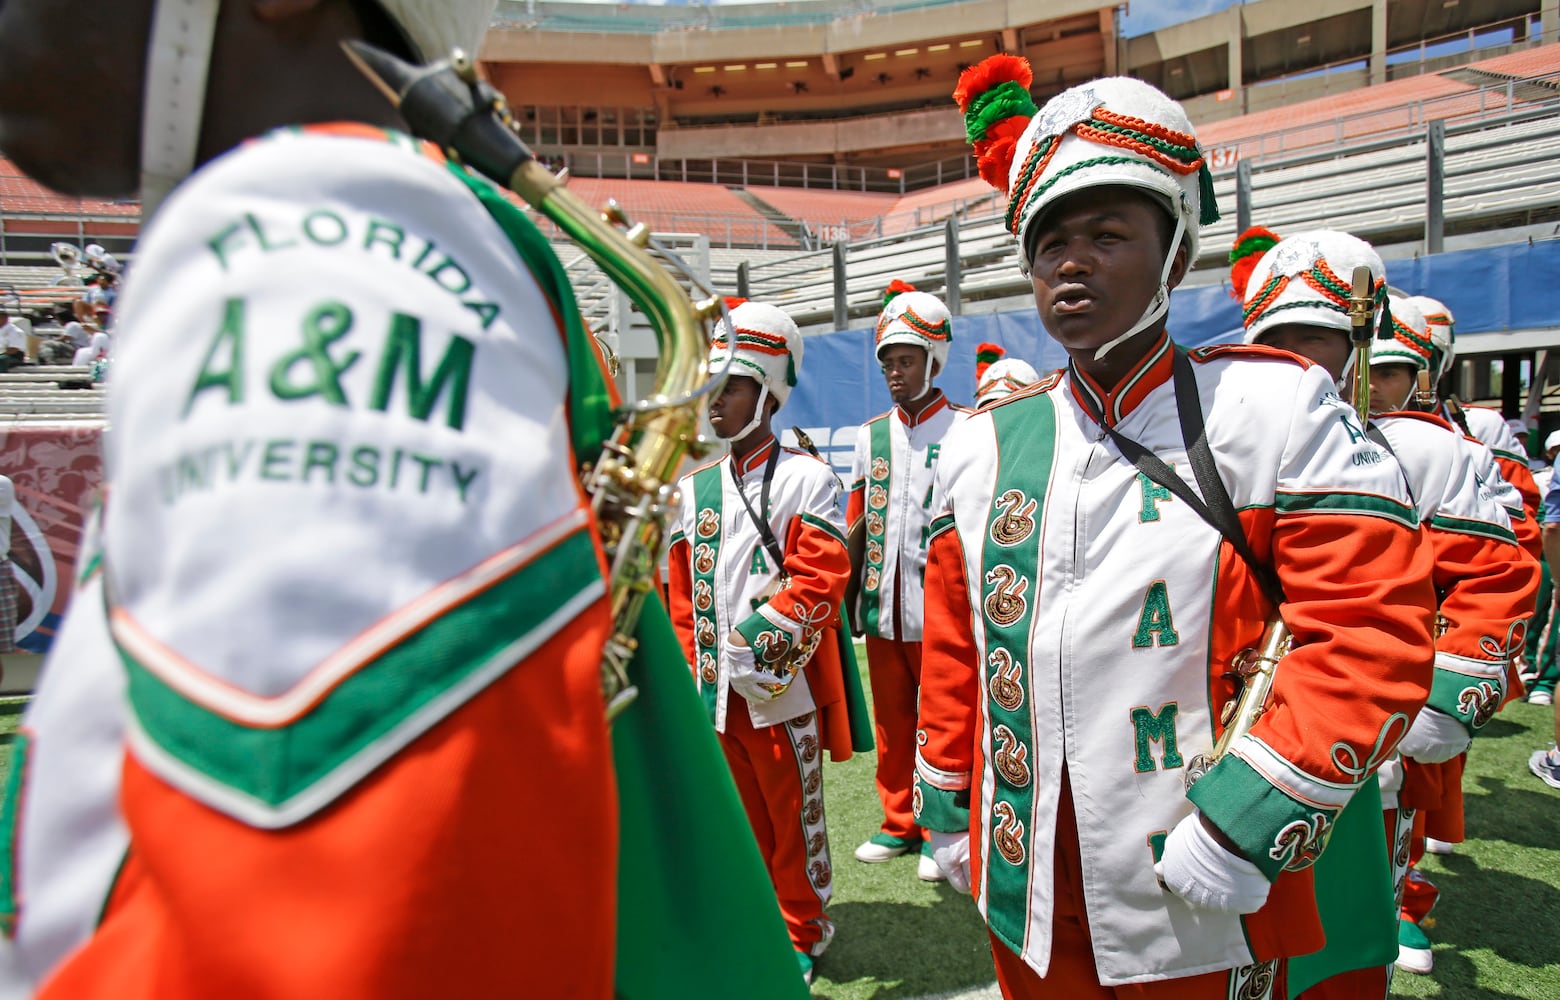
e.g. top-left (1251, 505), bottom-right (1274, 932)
top-left (777, 239), bottom-right (1560, 476)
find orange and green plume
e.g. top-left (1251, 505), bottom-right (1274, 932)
top-left (882, 279), bottom-right (918, 308)
top-left (953, 55), bottom-right (1037, 193)
top-left (1228, 226), bottom-right (1280, 301)
top-left (975, 341), bottom-right (1005, 381)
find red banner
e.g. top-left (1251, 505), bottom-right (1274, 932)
top-left (2, 422), bottom-right (105, 653)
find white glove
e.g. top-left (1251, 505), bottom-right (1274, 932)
top-left (1396, 707), bottom-right (1471, 764)
top-left (724, 640), bottom-right (801, 704)
top-left (925, 830), bottom-right (971, 893)
top-left (1155, 811), bottom-right (1271, 914)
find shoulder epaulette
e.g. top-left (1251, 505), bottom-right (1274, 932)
top-left (985, 371), bottom-right (1064, 410)
top-left (781, 446), bottom-right (830, 466)
top-left (1187, 343), bottom-right (1312, 368)
top-left (1375, 410), bottom-right (1457, 433)
top-left (682, 453), bottom-right (726, 481)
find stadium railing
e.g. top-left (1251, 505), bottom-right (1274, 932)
top-left (706, 104), bottom-right (1560, 330)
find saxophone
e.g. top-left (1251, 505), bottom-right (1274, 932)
top-left (344, 42), bottom-right (722, 720)
top-left (1182, 618), bottom-right (1291, 788)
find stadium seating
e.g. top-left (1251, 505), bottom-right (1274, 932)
top-left (0, 367), bottom-right (104, 421)
top-left (550, 177), bottom-right (797, 248)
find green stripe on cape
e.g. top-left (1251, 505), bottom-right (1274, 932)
top-left (1286, 780), bottom-right (1397, 997)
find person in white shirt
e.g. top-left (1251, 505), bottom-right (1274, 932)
top-left (0, 312), bottom-right (27, 370)
top-left (71, 331), bottom-right (110, 369)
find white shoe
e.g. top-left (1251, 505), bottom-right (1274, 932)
top-left (1529, 690), bottom-right (1554, 706)
top-left (1396, 918), bottom-right (1434, 974)
top-left (917, 851), bottom-right (947, 882)
top-left (854, 835), bottom-right (916, 863)
top-left (1424, 837), bottom-right (1455, 855)
top-left (1395, 943), bottom-right (1434, 975)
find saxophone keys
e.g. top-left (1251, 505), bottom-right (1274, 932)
top-left (1220, 700), bottom-right (1237, 726)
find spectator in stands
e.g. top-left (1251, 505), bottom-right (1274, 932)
top-left (83, 275), bottom-right (112, 328)
top-left (0, 311), bottom-right (27, 371)
top-left (60, 306), bottom-right (91, 351)
top-left (71, 297), bottom-right (100, 332)
top-left (71, 332), bottom-right (109, 368)
top-left (36, 326), bottom-right (76, 365)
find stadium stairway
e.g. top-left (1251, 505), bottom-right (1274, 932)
top-left (1442, 67), bottom-right (1560, 104)
top-left (729, 189), bottom-right (811, 247)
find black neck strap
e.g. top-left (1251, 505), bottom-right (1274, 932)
top-left (730, 445), bottom-right (786, 577)
top-left (1075, 349), bottom-right (1286, 609)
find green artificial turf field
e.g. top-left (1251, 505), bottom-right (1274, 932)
top-left (0, 656), bottom-right (1552, 999)
top-left (811, 645), bottom-right (1560, 1000)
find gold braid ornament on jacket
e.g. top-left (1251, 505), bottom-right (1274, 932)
top-left (345, 42), bottom-right (725, 720)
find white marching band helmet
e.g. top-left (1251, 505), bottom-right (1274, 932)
top-left (955, 57), bottom-right (1219, 361)
top-left (875, 282), bottom-right (953, 403)
top-left (1406, 295), bottom-right (1456, 385)
top-left (709, 301), bottom-right (804, 440)
top-left (976, 358), bottom-right (1041, 407)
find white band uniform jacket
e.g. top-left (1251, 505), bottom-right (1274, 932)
top-left (913, 335), bottom-right (1437, 985)
top-left (847, 391), bottom-right (970, 642)
top-left (669, 438), bottom-right (850, 731)
top-left (1373, 411), bottom-right (1536, 739)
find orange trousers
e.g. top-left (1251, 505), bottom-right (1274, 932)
top-left (991, 777), bottom-right (1288, 1000)
top-left (864, 635), bottom-right (923, 841)
top-left (720, 700), bottom-right (835, 954)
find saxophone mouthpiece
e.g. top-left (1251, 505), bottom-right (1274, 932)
top-left (341, 40), bottom-right (534, 187)
top-left (341, 40), bottom-right (419, 109)
top-left (1347, 264), bottom-right (1374, 344)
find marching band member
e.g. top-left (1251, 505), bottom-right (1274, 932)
top-left (0, 2), bottom-right (807, 997)
top-left (1414, 296), bottom-right (1543, 560)
top-left (975, 342), bottom-right (1041, 409)
top-left (1239, 233), bottom-right (1538, 992)
top-left (918, 60), bottom-right (1435, 998)
top-left (667, 301), bottom-right (866, 985)
top-left (1369, 295), bottom-right (1539, 978)
top-left (846, 280), bottom-right (970, 881)
top-left (1407, 295), bottom-right (1539, 869)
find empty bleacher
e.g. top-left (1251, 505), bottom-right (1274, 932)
top-left (1199, 45), bottom-right (1560, 159)
top-left (725, 102), bottom-right (1560, 331)
top-left (0, 367), bottom-right (105, 421)
top-left (545, 177), bottom-right (797, 249)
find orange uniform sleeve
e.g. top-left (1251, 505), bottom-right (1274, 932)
top-left (667, 536), bottom-right (696, 670)
top-left (911, 514), bottom-right (978, 834)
